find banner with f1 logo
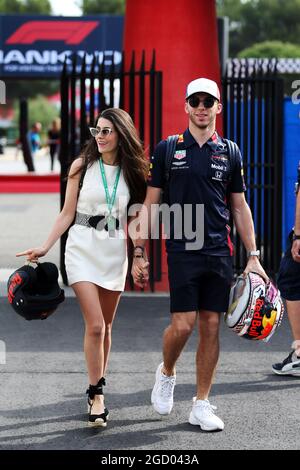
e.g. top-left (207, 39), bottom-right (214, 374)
top-left (0, 15), bottom-right (123, 77)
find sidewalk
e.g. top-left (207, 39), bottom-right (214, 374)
top-left (0, 146), bottom-right (61, 175)
top-left (0, 146), bottom-right (61, 295)
top-left (0, 191), bottom-right (61, 293)
top-left (0, 296), bottom-right (298, 450)
top-left (1, 147), bottom-right (300, 450)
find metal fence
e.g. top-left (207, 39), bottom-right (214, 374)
top-left (59, 51), bottom-right (162, 289)
top-left (223, 59), bottom-right (284, 276)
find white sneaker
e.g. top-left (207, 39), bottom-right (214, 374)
top-left (192, 396), bottom-right (217, 410)
top-left (189, 398), bottom-right (224, 431)
top-left (272, 351), bottom-right (300, 376)
top-left (151, 362), bottom-right (176, 415)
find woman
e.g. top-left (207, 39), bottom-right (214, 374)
top-left (47, 118), bottom-right (61, 172)
top-left (17, 108), bottom-right (149, 427)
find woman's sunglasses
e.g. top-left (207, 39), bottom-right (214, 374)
top-left (187, 95), bottom-right (217, 109)
top-left (89, 127), bottom-right (113, 137)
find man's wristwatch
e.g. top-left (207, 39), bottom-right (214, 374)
top-left (247, 250), bottom-right (260, 258)
top-left (292, 233), bottom-right (300, 241)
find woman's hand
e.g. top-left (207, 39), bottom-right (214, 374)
top-left (16, 246), bottom-right (47, 263)
top-left (131, 256), bottom-right (149, 288)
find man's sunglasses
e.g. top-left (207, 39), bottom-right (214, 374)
top-left (187, 95), bottom-right (217, 109)
top-left (89, 127), bottom-right (113, 137)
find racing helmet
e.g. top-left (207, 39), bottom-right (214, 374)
top-left (7, 262), bottom-right (65, 320)
top-left (225, 272), bottom-right (284, 342)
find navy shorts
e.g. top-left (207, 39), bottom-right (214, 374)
top-left (277, 236), bottom-right (300, 301)
top-left (167, 252), bottom-right (233, 313)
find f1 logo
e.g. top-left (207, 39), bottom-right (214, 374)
top-left (6, 21), bottom-right (99, 45)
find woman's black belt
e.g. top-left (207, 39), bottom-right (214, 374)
top-left (75, 212), bottom-right (120, 231)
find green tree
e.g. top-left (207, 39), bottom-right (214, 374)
top-left (13, 95), bottom-right (59, 138)
top-left (238, 40), bottom-right (300, 58)
top-left (216, 0), bottom-right (300, 56)
top-left (80, 0), bottom-right (125, 14)
top-left (0, 0), bottom-right (51, 14)
top-left (238, 40), bottom-right (300, 95)
top-left (7, 80), bottom-right (59, 102)
top-left (20, 0), bottom-right (51, 14)
top-left (216, 0), bottom-right (243, 21)
top-left (0, 0), bottom-right (22, 12)
top-left (28, 95), bottom-right (58, 136)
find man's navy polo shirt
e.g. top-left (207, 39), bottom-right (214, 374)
top-left (147, 129), bottom-right (246, 255)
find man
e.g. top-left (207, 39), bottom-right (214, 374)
top-left (131, 77), bottom-right (267, 431)
top-left (272, 161), bottom-right (300, 376)
top-left (28, 122), bottom-right (42, 155)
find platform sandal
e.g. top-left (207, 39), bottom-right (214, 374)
top-left (86, 377), bottom-right (108, 427)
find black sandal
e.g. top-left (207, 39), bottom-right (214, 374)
top-left (86, 377), bottom-right (108, 427)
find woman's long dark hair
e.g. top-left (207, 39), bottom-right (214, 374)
top-left (70, 108), bottom-right (148, 205)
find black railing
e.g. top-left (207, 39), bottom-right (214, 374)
top-left (59, 50), bottom-right (163, 290)
top-left (222, 59), bottom-right (284, 276)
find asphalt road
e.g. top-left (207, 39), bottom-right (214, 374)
top-left (0, 295), bottom-right (299, 451)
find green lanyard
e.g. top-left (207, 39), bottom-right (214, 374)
top-left (99, 158), bottom-right (121, 231)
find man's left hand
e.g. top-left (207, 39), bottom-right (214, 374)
top-left (291, 239), bottom-right (300, 263)
top-left (131, 256), bottom-right (149, 288)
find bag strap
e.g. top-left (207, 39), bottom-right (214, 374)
top-left (223, 138), bottom-right (240, 162)
top-left (164, 134), bottom-right (179, 182)
top-left (78, 164), bottom-right (87, 196)
top-left (223, 138), bottom-right (240, 181)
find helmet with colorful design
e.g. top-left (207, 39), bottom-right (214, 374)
top-left (7, 262), bottom-right (65, 320)
top-left (225, 272), bottom-right (284, 342)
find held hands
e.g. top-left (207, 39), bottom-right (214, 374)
top-left (131, 248), bottom-right (149, 288)
top-left (16, 247), bottom-right (47, 263)
top-left (291, 239), bottom-right (300, 263)
top-left (243, 256), bottom-right (269, 283)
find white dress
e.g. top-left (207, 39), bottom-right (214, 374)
top-left (65, 160), bottom-right (130, 291)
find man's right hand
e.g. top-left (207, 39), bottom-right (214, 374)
top-left (131, 256), bottom-right (149, 288)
